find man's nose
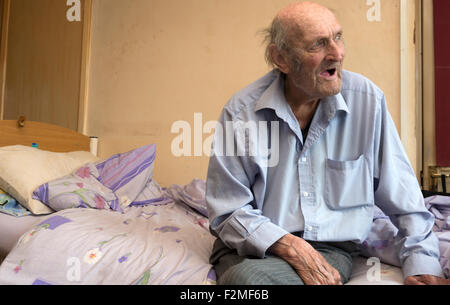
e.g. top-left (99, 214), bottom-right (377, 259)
top-left (326, 40), bottom-right (345, 61)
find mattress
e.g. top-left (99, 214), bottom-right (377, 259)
top-left (0, 213), bottom-right (48, 259)
top-left (346, 256), bottom-right (403, 285)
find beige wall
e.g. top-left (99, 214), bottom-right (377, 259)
top-left (422, 0), bottom-right (436, 190)
top-left (86, 0), bottom-right (415, 186)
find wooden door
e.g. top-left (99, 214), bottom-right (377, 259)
top-left (0, 0), bottom-right (90, 131)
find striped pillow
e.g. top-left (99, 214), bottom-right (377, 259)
top-left (33, 144), bottom-right (156, 212)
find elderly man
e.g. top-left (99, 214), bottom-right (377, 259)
top-left (205, 1), bottom-right (445, 285)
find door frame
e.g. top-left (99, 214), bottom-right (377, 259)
top-left (421, 0), bottom-right (436, 190)
top-left (78, 0), bottom-right (92, 135)
top-left (0, 0), bottom-right (9, 121)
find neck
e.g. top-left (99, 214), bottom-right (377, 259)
top-left (284, 75), bottom-right (320, 129)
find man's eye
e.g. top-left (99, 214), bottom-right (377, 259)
top-left (312, 39), bottom-right (326, 49)
top-left (335, 33), bottom-right (343, 41)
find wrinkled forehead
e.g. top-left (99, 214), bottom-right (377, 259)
top-left (281, 6), bottom-right (342, 44)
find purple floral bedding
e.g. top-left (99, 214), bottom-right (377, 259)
top-left (0, 198), bottom-right (216, 284)
top-left (0, 145), bottom-right (217, 285)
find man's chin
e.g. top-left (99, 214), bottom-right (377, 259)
top-left (319, 82), bottom-right (342, 97)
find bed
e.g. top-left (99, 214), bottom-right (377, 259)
top-left (1, 119), bottom-right (447, 286)
top-left (0, 119), bottom-right (93, 260)
top-left (0, 119), bottom-right (218, 285)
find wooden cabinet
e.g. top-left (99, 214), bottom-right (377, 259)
top-left (0, 0), bottom-right (91, 132)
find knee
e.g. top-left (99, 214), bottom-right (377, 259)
top-left (218, 262), bottom-right (271, 285)
top-left (218, 264), bottom-right (256, 285)
top-left (217, 260), bottom-right (302, 285)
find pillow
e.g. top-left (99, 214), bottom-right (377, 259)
top-left (32, 144), bottom-right (156, 212)
top-left (0, 146), bottom-right (99, 215)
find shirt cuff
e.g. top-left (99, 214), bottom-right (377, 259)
top-left (402, 253), bottom-right (444, 279)
top-left (245, 221), bottom-right (289, 259)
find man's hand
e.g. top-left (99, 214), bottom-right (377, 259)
top-left (269, 234), bottom-right (342, 285)
top-left (405, 275), bottom-right (450, 285)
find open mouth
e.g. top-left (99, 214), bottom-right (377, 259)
top-left (320, 68), bottom-right (337, 78)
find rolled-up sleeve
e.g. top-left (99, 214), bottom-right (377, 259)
top-left (205, 108), bottom-right (288, 258)
top-left (373, 96), bottom-right (444, 279)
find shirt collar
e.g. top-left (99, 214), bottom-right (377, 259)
top-left (254, 70), bottom-right (291, 121)
top-left (254, 71), bottom-right (302, 131)
top-left (322, 92), bottom-right (350, 120)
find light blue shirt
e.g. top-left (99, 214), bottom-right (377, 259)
top-left (205, 69), bottom-right (444, 279)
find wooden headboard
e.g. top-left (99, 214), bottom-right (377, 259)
top-left (0, 118), bottom-right (90, 152)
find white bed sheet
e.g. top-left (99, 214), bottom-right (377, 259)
top-left (346, 256), bottom-right (403, 285)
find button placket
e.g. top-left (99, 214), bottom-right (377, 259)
top-left (298, 153), bottom-right (314, 206)
top-left (298, 148), bottom-right (319, 240)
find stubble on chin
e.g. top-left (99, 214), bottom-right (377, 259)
top-left (287, 68), bottom-right (343, 101)
top-left (318, 69), bottom-right (343, 96)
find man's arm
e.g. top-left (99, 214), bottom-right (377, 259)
top-left (206, 108), bottom-right (288, 258)
top-left (268, 234), bottom-right (342, 285)
top-left (373, 96), bottom-right (444, 283)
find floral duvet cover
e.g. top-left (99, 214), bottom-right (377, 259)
top-left (0, 199), bottom-right (216, 285)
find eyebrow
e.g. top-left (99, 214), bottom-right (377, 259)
top-left (308, 29), bottom-right (343, 44)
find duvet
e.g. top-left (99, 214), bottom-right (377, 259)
top-left (0, 145), bottom-right (217, 285)
top-left (0, 197), bottom-right (216, 285)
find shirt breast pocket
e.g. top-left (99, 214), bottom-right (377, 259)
top-left (325, 154), bottom-right (373, 210)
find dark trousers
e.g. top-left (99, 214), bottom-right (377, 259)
top-left (210, 234), bottom-right (360, 285)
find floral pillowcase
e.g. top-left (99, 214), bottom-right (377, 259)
top-left (32, 144), bottom-right (156, 212)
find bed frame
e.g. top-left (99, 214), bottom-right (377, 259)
top-left (0, 118), bottom-right (90, 152)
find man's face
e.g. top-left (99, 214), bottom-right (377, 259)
top-left (284, 15), bottom-right (346, 100)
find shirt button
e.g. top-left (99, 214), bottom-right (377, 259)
top-left (301, 157), bottom-right (307, 163)
top-left (303, 192), bottom-right (309, 197)
top-left (307, 226), bottom-right (313, 232)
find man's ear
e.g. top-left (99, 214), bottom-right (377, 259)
top-left (269, 45), bottom-right (290, 74)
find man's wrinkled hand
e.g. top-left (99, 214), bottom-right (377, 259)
top-left (405, 275), bottom-right (450, 285)
top-left (269, 234), bottom-right (342, 285)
